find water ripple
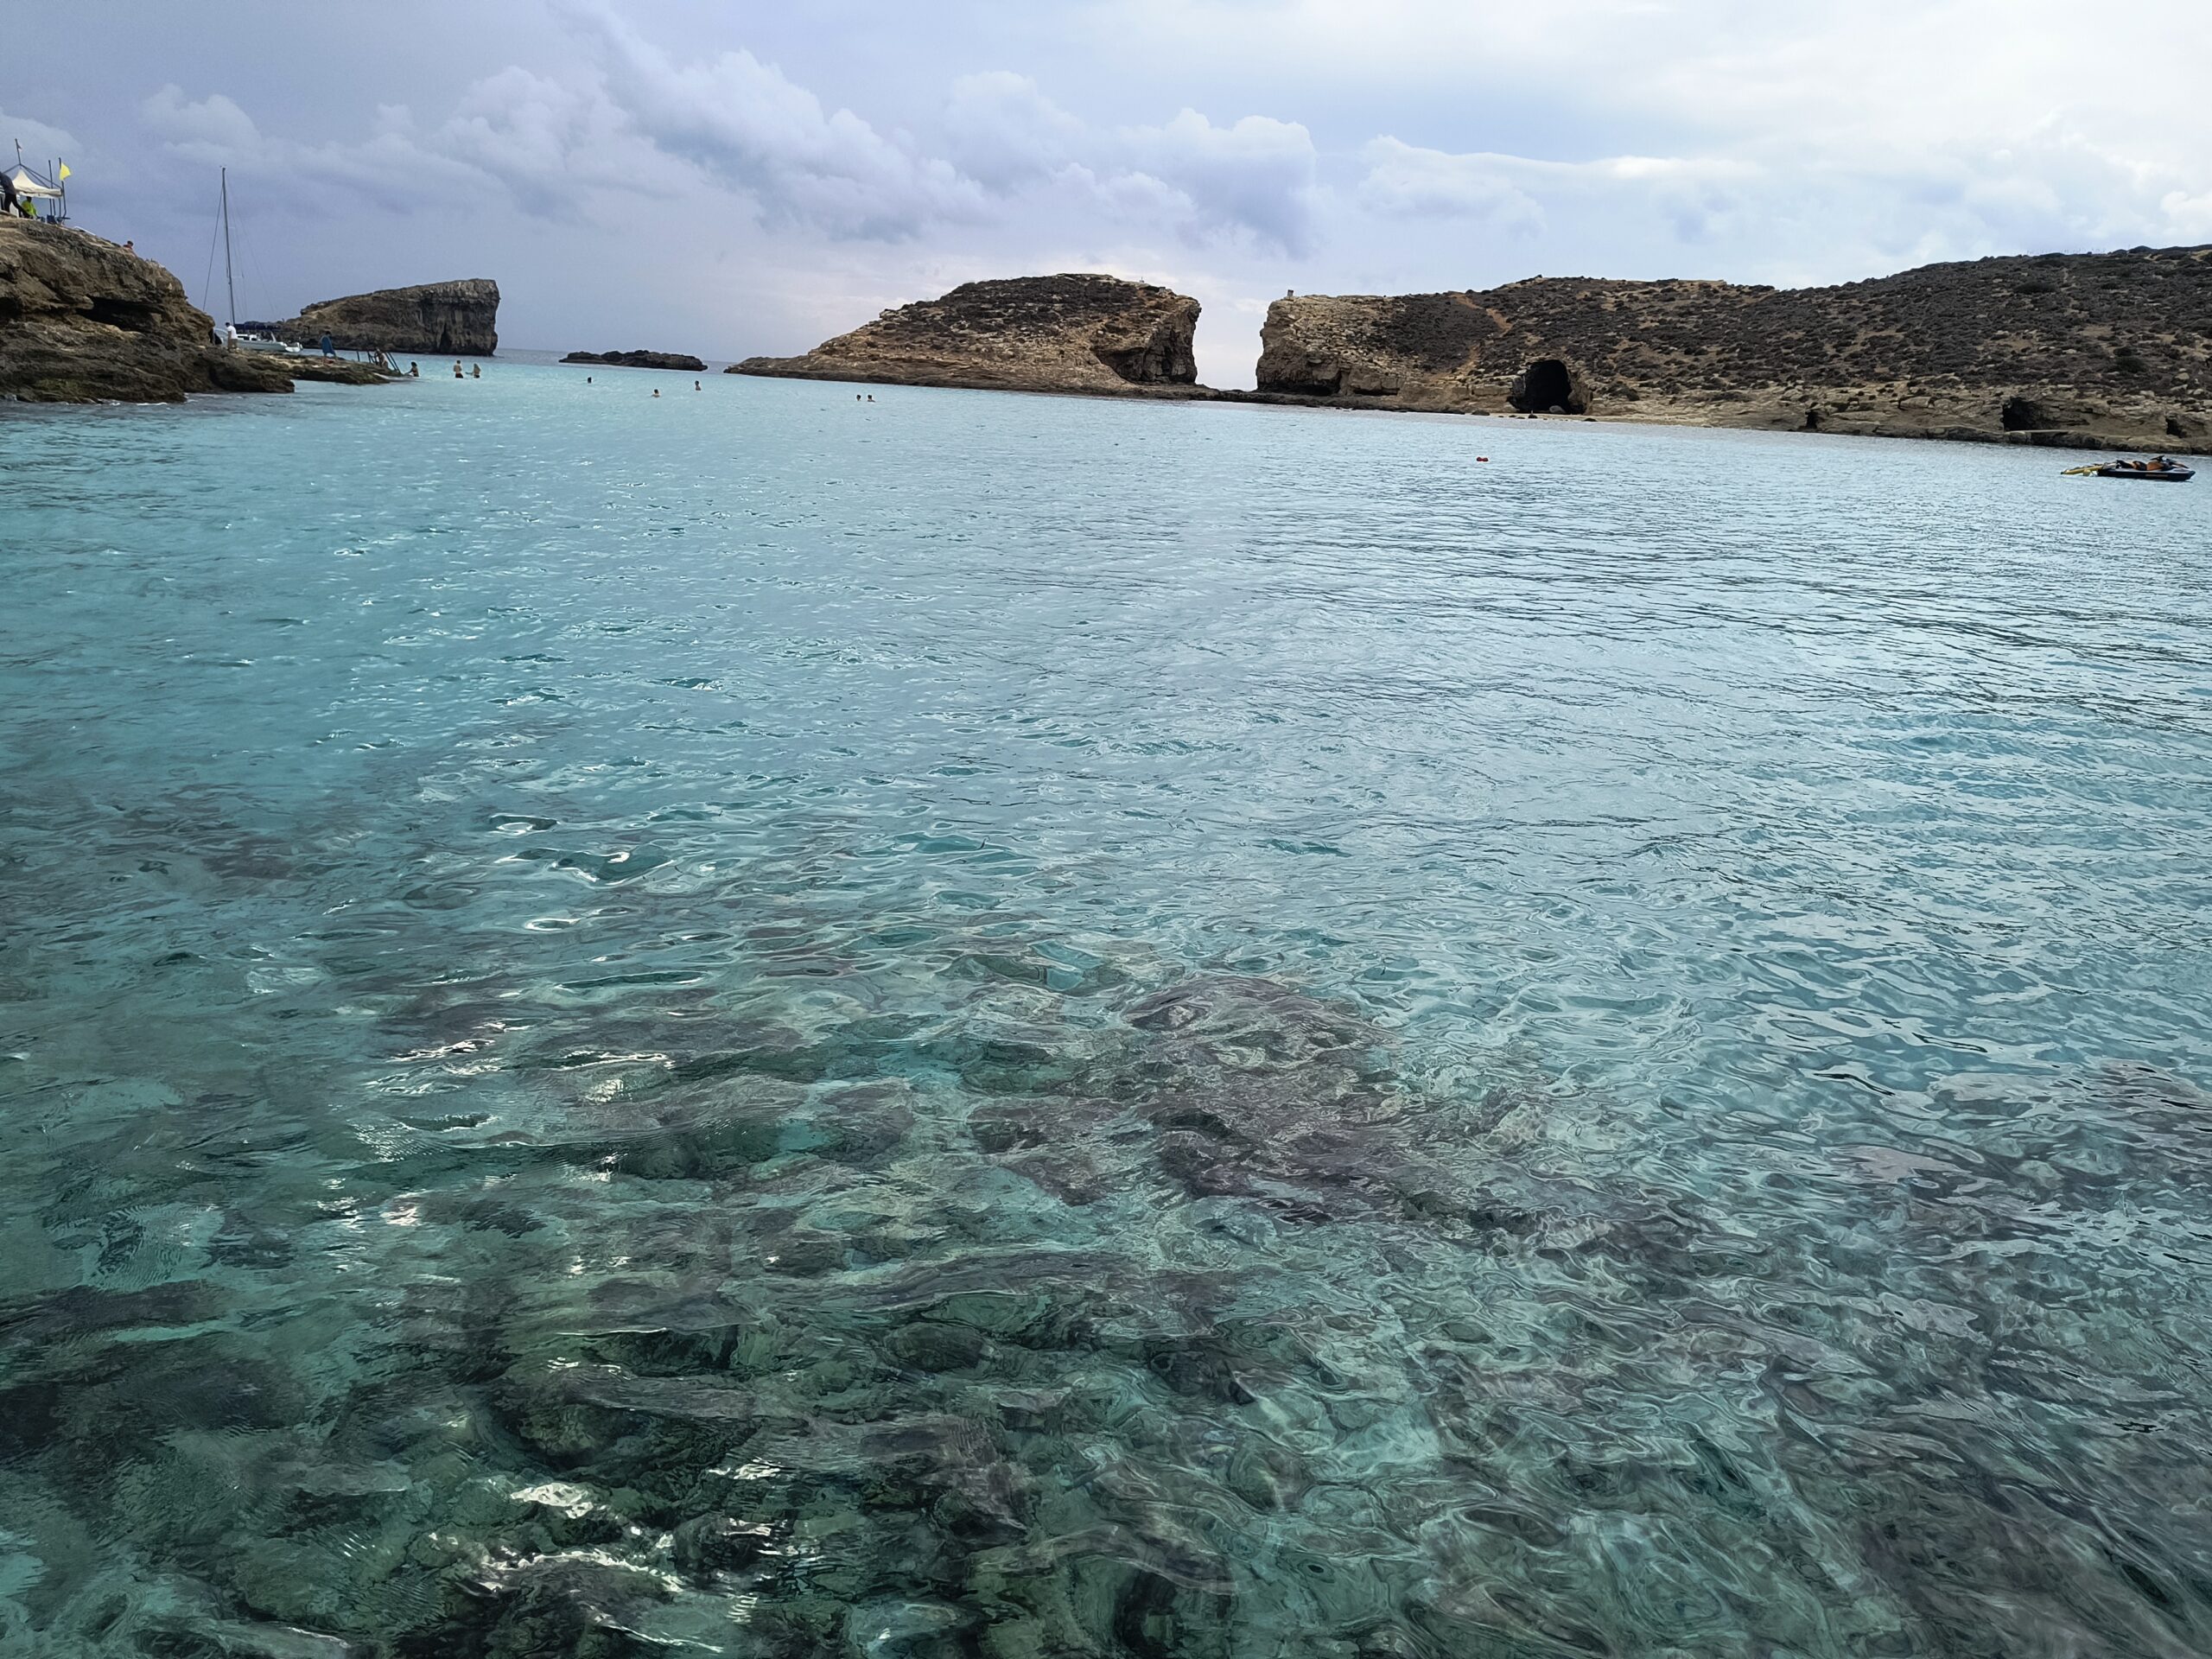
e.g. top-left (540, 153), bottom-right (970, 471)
top-left (1, 374), bottom-right (2209, 1656)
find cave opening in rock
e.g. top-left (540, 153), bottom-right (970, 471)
top-left (1508, 358), bottom-right (1584, 414)
top-left (2000, 395), bottom-right (2050, 431)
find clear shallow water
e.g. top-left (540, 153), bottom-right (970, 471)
top-left (3, 368), bottom-right (2211, 1658)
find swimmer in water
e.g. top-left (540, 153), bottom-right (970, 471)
top-left (652, 388), bottom-right (660, 397)
top-left (694, 380), bottom-right (701, 391)
top-left (408, 362), bottom-right (419, 377)
top-left (453, 361), bottom-right (463, 378)
top-left (472, 364), bottom-right (480, 378)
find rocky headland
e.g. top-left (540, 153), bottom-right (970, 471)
top-left (0, 219), bottom-right (300, 402)
top-left (260, 278), bottom-right (499, 356)
top-left (563, 348), bottom-right (707, 371)
top-left (732, 273), bottom-right (1202, 396)
top-left (1253, 246), bottom-right (2212, 453)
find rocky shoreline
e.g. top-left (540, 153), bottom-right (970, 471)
top-left (1249, 249), bottom-right (2212, 454)
top-left (12, 221), bottom-right (2209, 454)
top-left (736, 248), bottom-right (2212, 455)
top-left (0, 223), bottom-right (484, 402)
top-left (2, 221), bottom-right (296, 402)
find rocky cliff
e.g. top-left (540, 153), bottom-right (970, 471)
top-left (0, 220), bottom-right (296, 402)
top-left (1255, 246), bottom-right (2212, 452)
top-left (274, 279), bottom-right (499, 356)
top-left (563, 349), bottom-right (706, 371)
top-left (732, 274), bottom-right (1201, 395)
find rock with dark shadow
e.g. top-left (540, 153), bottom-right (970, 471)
top-left (730, 273), bottom-right (1203, 397)
top-left (1253, 245), bottom-right (2212, 453)
top-left (272, 278), bottom-right (499, 355)
top-left (563, 349), bottom-right (708, 371)
top-left (0, 220), bottom-right (294, 402)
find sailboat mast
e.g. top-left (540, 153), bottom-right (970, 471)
top-left (220, 168), bottom-right (237, 330)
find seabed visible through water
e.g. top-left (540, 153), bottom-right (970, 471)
top-left (2, 368), bottom-right (2209, 1657)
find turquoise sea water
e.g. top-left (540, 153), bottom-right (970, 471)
top-left (3, 367), bottom-right (2211, 1658)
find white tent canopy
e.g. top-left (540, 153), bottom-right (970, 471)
top-left (6, 164), bottom-right (63, 200)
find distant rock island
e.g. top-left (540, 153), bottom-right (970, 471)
top-left (256, 278), bottom-right (499, 357)
top-left (563, 349), bottom-right (706, 371)
top-left (732, 273), bottom-right (1202, 397)
top-left (2, 220), bottom-right (296, 402)
top-left (732, 249), bottom-right (2209, 454)
top-left (1255, 247), bottom-right (2212, 452)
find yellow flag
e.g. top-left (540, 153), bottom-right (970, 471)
top-left (57, 162), bottom-right (70, 181)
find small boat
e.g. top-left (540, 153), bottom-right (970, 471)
top-left (231, 330), bottom-right (304, 356)
top-left (2063, 457), bottom-right (2196, 482)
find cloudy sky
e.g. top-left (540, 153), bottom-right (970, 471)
top-left (9, 1), bottom-right (2211, 384)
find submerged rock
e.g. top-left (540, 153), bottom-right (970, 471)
top-left (731, 273), bottom-right (1203, 397)
top-left (0, 220), bottom-right (293, 402)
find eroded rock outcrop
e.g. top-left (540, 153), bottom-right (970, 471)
top-left (732, 274), bottom-right (1201, 396)
top-left (1255, 246), bottom-right (2212, 452)
top-left (563, 349), bottom-right (707, 371)
top-left (0, 220), bottom-right (293, 402)
top-left (274, 278), bottom-right (499, 356)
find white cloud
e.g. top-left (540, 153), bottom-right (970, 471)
top-left (143, 85), bottom-right (494, 214)
top-left (434, 67), bottom-right (684, 214)
top-left (2164, 189), bottom-right (2212, 240)
top-left (942, 77), bottom-right (1324, 252)
top-left (133, 8), bottom-right (1325, 257)
top-left (1358, 138), bottom-right (1543, 233)
top-left (0, 105), bottom-right (79, 166)
top-left (139, 69), bottom-right (689, 223)
top-left (563, 3), bottom-right (985, 239)
top-left (1350, 116), bottom-right (2212, 285)
top-left (557, 13), bottom-right (1318, 251)
top-left (140, 86), bottom-right (259, 158)
top-left (942, 73), bottom-right (1087, 191)
top-left (1124, 110), bottom-right (1318, 254)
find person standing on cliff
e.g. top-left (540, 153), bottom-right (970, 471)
top-left (0, 171), bottom-right (18, 217)
top-left (320, 332), bottom-right (335, 359)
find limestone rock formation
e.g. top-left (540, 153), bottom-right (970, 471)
top-left (273, 279), bottom-right (499, 356)
top-left (1255, 246), bottom-right (2212, 453)
top-left (731, 274), bottom-right (1201, 396)
top-left (563, 349), bottom-right (707, 371)
top-left (0, 220), bottom-right (294, 402)
top-left (281, 356), bottom-right (397, 385)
